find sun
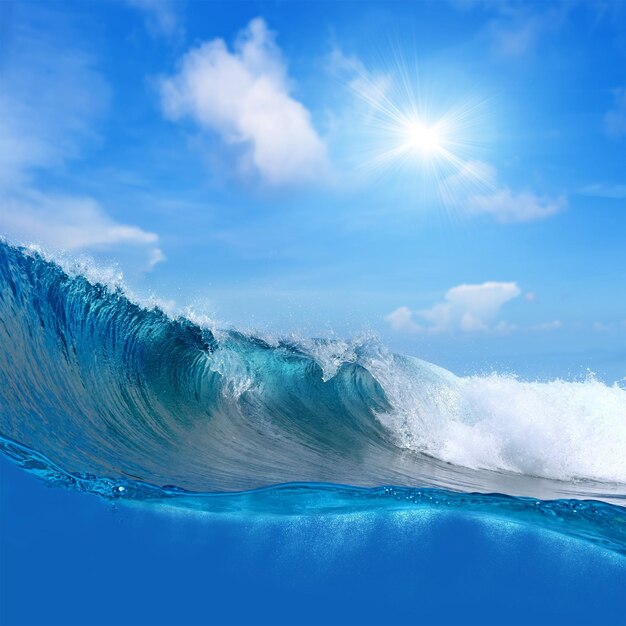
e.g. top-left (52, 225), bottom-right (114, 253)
top-left (403, 120), bottom-right (444, 155)
top-left (342, 54), bottom-right (493, 208)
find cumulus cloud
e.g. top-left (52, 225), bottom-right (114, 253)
top-left (467, 187), bottom-right (567, 223)
top-left (604, 88), bottom-right (626, 140)
top-left (159, 18), bottom-right (327, 185)
top-left (1, 191), bottom-right (165, 270)
top-left (419, 282), bottom-right (521, 333)
top-left (386, 281), bottom-right (521, 334)
top-left (385, 306), bottom-right (423, 334)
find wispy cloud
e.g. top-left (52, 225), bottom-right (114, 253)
top-left (0, 6), bottom-right (163, 269)
top-left (467, 187), bottom-right (567, 223)
top-left (532, 320), bottom-right (562, 331)
top-left (591, 321), bottom-right (626, 333)
top-left (0, 13), bottom-right (108, 187)
top-left (604, 87), bottom-right (626, 140)
top-left (489, 13), bottom-right (545, 57)
top-left (386, 281), bottom-right (521, 334)
top-left (1, 191), bottom-right (164, 270)
top-left (159, 18), bottom-right (328, 186)
top-left (578, 183), bottom-right (626, 200)
top-left (446, 160), bottom-right (566, 223)
top-left (451, 1), bottom-right (569, 58)
top-left (125, 0), bottom-right (183, 40)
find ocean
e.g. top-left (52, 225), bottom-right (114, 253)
top-left (1, 240), bottom-right (625, 626)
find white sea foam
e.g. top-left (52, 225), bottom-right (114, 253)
top-left (375, 357), bottom-right (626, 484)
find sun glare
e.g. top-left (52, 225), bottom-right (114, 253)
top-left (403, 120), bottom-right (443, 155)
top-left (343, 55), bottom-right (493, 210)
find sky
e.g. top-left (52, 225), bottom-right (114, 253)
top-left (0, 0), bottom-right (625, 379)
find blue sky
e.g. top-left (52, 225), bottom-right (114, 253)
top-left (1, 0), bottom-right (625, 378)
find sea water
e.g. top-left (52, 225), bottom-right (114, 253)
top-left (1, 241), bottom-right (624, 625)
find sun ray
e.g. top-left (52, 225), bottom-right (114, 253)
top-left (343, 52), bottom-right (496, 214)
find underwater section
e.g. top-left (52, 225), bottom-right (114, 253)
top-left (1, 455), bottom-right (625, 626)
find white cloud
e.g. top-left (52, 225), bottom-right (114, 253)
top-left (604, 88), bottom-right (626, 140)
top-left (490, 14), bottom-right (544, 57)
top-left (0, 7), bottom-right (163, 270)
top-left (533, 320), bottom-right (562, 331)
top-left (419, 282), bottom-right (521, 332)
top-left (0, 191), bottom-right (164, 270)
top-left (385, 306), bottom-right (423, 334)
top-left (386, 281), bottom-right (521, 335)
top-left (493, 320), bottom-right (517, 334)
top-left (593, 321), bottom-right (611, 332)
top-left (467, 187), bottom-right (567, 223)
top-left (159, 18), bottom-right (327, 185)
top-left (444, 159), bottom-right (566, 223)
top-left (0, 14), bottom-right (108, 188)
top-left (578, 183), bottom-right (626, 199)
top-left (327, 47), bottom-right (392, 113)
top-left (125, 0), bottom-right (182, 39)
top-left (451, 1), bottom-right (569, 58)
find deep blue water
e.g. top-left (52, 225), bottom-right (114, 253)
top-left (1, 241), bottom-right (625, 625)
top-left (2, 457), bottom-right (625, 626)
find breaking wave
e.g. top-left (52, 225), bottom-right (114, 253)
top-left (0, 241), bottom-right (625, 552)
